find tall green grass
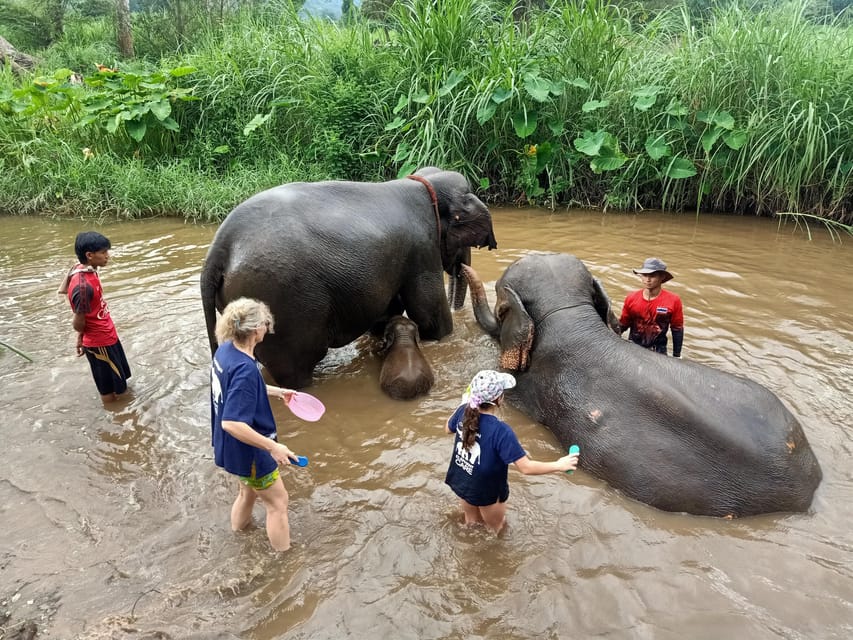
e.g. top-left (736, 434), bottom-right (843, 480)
top-left (0, 0), bottom-right (850, 223)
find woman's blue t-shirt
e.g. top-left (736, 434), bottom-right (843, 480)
top-left (444, 404), bottom-right (526, 506)
top-left (210, 341), bottom-right (277, 478)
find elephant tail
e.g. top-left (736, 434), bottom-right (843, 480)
top-left (200, 249), bottom-right (224, 357)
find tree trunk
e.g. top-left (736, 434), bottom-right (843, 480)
top-left (45, 0), bottom-right (66, 41)
top-left (116, 0), bottom-right (134, 59)
top-left (0, 35), bottom-right (38, 75)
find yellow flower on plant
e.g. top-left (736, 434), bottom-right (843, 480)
top-left (82, 148), bottom-right (94, 160)
top-left (526, 144), bottom-right (537, 157)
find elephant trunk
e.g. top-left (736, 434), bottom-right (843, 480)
top-left (461, 264), bottom-right (500, 338)
top-left (447, 247), bottom-right (471, 311)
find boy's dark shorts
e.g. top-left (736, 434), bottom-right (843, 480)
top-left (84, 340), bottom-right (131, 395)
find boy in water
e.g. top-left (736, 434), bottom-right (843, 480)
top-left (618, 257), bottom-right (684, 358)
top-left (62, 231), bottom-right (131, 402)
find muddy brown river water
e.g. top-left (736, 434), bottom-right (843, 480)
top-left (0, 209), bottom-right (851, 639)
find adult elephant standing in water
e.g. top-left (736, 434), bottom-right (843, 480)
top-left (201, 168), bottom-right (497, 388)
top-left (462, 252), bottom-right (822, 518)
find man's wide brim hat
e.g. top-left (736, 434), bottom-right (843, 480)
top-left (633, 257), bottom-right (673, 283)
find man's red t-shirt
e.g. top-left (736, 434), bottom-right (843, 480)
top-left (67, 267), bottom-right (118, 348)
top-left (619, 289), bottom-right (683, 353)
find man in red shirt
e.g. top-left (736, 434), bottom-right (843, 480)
top-left (618, 257), bottom-right (684, 358)
top-left (63, 231), bottom-right (131, 403)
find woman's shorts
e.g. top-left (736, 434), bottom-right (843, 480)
top-left (84, 340), bottom-right (131, 395)
top-left (239, 466), bottom-right (280, 490)
top-left (455, 483), bottom-right (510, 507)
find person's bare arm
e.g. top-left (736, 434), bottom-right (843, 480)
top-left (513, 452), bottom-right (578, 475)
top-left (222, 420), bottom-right (296, 466)
top-left (72, 312), bottom-right (86, 355)
top-left (266, 385), bottom-right (294, 403)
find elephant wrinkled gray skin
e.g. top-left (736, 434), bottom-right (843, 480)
top-left (463, 252), bottom-right (822, 517)
top-left (201, 167), bottom-right (497, 388)
top-left (378, 315), bottom-right (435, 400)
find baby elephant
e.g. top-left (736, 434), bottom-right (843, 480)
top-left (379, 316), bottom-right (435, 400)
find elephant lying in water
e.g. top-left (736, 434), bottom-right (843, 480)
top-left (200, 167), bottom-right (497, 388)
top-left (463, 252), bottom-right (822, 517)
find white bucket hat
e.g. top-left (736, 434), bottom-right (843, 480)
top-left (466, 369), bottom-right (516, 408)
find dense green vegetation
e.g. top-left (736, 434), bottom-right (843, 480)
top-left (0, 0), bottom-right (851, 226)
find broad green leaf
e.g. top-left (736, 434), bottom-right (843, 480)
top-left (511, 110), bottom-right (538, 138)
top-left (524, 73), bottom-right (551, 102)
top-left (121, 73), bottom-right (142, 90)
top-left (547, 119), bottom-right (565, 136)
top-left (535, 141), bottom-right (555, 170)
top-left (574, 130), bottom-right (607, 156)
top-left (53, 68), bottom-right (73, 80)
top-left (77, 113), bottom-right (99, 127)
top-left (591, 153), bottom-right (627, 172)
top-left (393, 94), bottom-right (408, 114)
top-left (663, 157), bottom-right (697, 179)
top-left (396, 162), bottom-right (417, 179)
top-left (168, 66), bottom-right (197, 77)
top-left (107, 114), bottom-right (121, 134)
top-left (701, 126), bottom-right (723, 154)
top-left (548, 79), bottom-right (565, 97)
top-left (243, 112), bottom-right (271, 136)
top-left (479, 177), bottom-right (490, 190)
top-left (723, 129), bottom-right (747, 150)
top-left (213, 145), bottom-right (230, 154)
top-left (569, 77), bottom-right (590, 90)
top-left (633, 95), bottom-right (656, 111)
top-left (696, 110), bottom-right (733, 128)
top-left (140, 82), bottom-right (166, 91)
top-left (148, 99), bottom-right (171, 121)
top-left (491, 87), bottom-right (512, 104)
top-left (712, 111), bottom-right (735, 130)
top-left (412, 90), bottom-right (431, 104)
top-left (645, 135), bottom-right (671, 160)
top-left (385, 116), bottom-right (406, 130)
top-left (393, 142), bottom-right (411, 162)
top-left (84, 98), bottom-right (112, 112)
top-left (664, 99), bottom-right (688, 116)
top-left (582, 99), bottom-right (609, 112)
top-left (438, 69), bottom-right (466, 96)
top-left (32, 77), bottom-right (53, 91)
top-left (632, 85), bottom-right (662, 98)
top-left (126, 118), bottom-right (146, 142)
top-left (160, 116), bottom-right (179, 132)
top-left (126, 104), bottom-right (148, 119)
top-left (476, 100), bottom-right (497, 125)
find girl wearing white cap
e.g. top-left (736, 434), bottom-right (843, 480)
top-left (444, 370), bottom-right (579, 534)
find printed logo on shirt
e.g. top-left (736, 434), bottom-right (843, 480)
top-left (454, 437), bottom-right (481, 475)
top-left (655, 307), bottom-right (669, 314)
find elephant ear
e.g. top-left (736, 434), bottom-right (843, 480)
top-left (498, 286), bottom-right (535, 372)
top-left (592, 277), bottom-right (621, 333)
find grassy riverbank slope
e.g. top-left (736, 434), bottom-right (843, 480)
top-left (0, 0), bottom-right (851, 225)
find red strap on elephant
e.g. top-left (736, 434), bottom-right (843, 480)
top-left (406, 174), bottom-right (441, 246)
